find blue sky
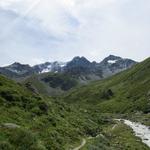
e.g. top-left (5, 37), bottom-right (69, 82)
top-left (0, 0), bottom-right (150, 66)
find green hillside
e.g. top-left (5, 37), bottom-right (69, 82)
top-left (65, 57), bottom-right (150, 113)
top-left (0, 74), bottom-right (106, 150)
top-left (22, 73), bottom-right (78, 96)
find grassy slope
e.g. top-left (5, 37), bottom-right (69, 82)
top-left (65, 57), bottom-right (150, 113)
top-left (81, 121), bottom-right (149, 150)
top-left (0, 75), bottom-right (104, 150)
top-left (22, 72), bottom-right (78, 96)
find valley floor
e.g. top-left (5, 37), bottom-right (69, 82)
top-left (72, 118), bottom-right (150, 150)
top-left (116, 119), bottom-right (150, 147)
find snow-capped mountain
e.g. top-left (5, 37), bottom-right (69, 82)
top-left (98, 55), bottom-right (137, 77)
top-left (0, 62), bottom-right (34, 78)
top-left (99, 55), bottom-right (136, 77)
top-left (0, 55), bottom-right (137, 80)
top-left (33, 61), bottom-right (67, 73)
top-left (62, 55), bottom-right (136, 80)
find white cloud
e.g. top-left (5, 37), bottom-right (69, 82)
top-left (0, 0), bottom-right (150, 65)
top-left (0, 0), bottom-right (19, 7)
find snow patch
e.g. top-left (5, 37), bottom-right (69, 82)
top-left (107, 60), bottom-right (117, 64)
top-left (7, 68), bottom-right (27, 74)
top-left (41, 65), bottom-right (52, 73)
top-left (60, 64), bottom-right (66, 67)
top-left (57, 62), bottom-right (67, 68)
top-left (39, 62), bottom-right (66, 73)
top-left (8, 69), bottom-right (21, 73)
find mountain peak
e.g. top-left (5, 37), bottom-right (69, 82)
top-left (11, 62), bottom-right (22, 66)
top-left (104, 55), bottom-right (122, 61)
top-left (99, 55), bottom-right (121, 65)
top-left (71, 56), bottom-right (91, 64)
top-left (9, 62), bottom-right (31, 68)
top-left (0, 55), bottom-right (137, 79)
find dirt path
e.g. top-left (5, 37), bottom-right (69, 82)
top-left (72, 139), bottom-right (86, 150)
top-left (72, 119), bottom-right (150, 149)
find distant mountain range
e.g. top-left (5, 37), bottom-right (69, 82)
top-left (65, 56), bottom-right (150, 113)
top-left (0, 55), bottom-right (137, 81)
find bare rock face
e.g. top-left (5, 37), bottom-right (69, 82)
top-left (98, 55), bottom-right (137, 77)
top-left (0, 55), bottom-right (137, 81)
top-left (0, 62), bottom-right (34, 79)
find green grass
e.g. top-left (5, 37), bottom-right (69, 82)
top-left (103, 122), bottom-right (149, 150)
top-left (64, 57), bottom-right (150, 113)
top-left (81, 122), bottom-right (149, 150)
top-left (0, 75), bottom-right (105, 149)
top-left (127, 113), bottom-right (150, 126)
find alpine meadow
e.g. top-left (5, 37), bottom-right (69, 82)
top-left (0, 0), bottom-right (150, 150)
